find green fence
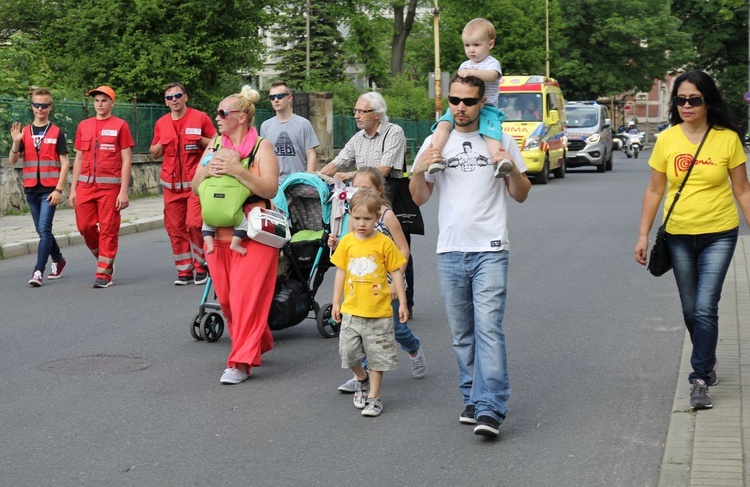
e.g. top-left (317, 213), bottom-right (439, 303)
top-left (0, 99), bottom-right (432, 162)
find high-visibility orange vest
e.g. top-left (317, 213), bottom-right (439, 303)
top-left (21, 124), bottom-right (62, 188)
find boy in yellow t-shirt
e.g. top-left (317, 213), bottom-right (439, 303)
top-left (331, 190), bottom-right (408, 417)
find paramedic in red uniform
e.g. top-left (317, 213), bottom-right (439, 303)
top-left (150, 83), bottom-right (216, 285)
top-left (191, 85), bottom-right (279, 385)
top-left (69, 86), bottom-right (135, 288)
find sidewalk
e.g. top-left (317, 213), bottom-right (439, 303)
top-left (659, 236), bottom-right (750, 486)
top-left (0, 196), bottom-right (164, 259)
top-left (0, 197), bottom-right (748, 484)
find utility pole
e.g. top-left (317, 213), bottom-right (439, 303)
top-left (545, 0), bottom-right (550, 78)
top-left (306, 0), bottom-right (311, 79)
top-left (433, 0), bottom-right (441, 120)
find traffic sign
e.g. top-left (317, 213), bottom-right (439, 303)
top-left (624, 104), bottom-right (633, 113)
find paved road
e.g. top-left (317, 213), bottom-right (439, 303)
top-left (0, 151), bottom-right (687, 486)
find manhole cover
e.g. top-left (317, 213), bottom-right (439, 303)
top-left (38, 355), bottom-right (151, 375)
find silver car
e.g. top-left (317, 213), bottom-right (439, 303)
top-left (564, 101), bottom-right (614, 173)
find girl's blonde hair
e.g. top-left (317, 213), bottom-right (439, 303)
top-left (353, 167), bottom-right (391, 209)
top-left (229, 85), bottom-right (260, 126)
top-left (349, 189), bottom-right (383, 216)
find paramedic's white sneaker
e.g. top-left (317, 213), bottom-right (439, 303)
top-left (428, 161), bottom-right (446, 174)
top-left (220, 367), bottom-right (249, 384)
top-left (410, 347), bottom-right (426, 378)
top-left (338, 375), bottom-right (359, 393)
top-left (494, 159), bottom-right (514, 178)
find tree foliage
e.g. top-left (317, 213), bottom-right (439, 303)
top-left (1, 0), bottom-right (272, 109)
top-left (273, 1), bottom-right (347, 88)
top-left (556, 0), bottom-right (691, 99)
top-left (0, 32), bottom-right (53, 96)
top-left (671, 0), bottom-right (749, 128)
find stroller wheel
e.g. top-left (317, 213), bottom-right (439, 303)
top-left (200, 313), bottom-right (225, 342)
top-left (190, 313), bottom-right (204, 341)
top-left (316, 303), bottom-right (340, 338)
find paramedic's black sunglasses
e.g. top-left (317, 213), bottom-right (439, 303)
top-left (32, 103), bottom-right (51, 109)
top-left (675, 96), bottom-right (704, 107)
top-left (448, 96), bottom-right (481, 107)
top-left (269, 93), bottom-right (289, 101)
top-left (165, 92), bottom-right (184, 101)
top-left (217, 109), bottom-right (241, 119)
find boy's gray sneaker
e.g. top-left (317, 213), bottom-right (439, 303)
top-left (338, 376), bottom-right (359, 393)
top-left (353, 380), bottom-right (369, 409)
top-left (361, 398), bottom-right (383, 417)
top-left (410, 347), bottom-right (426, 378)
top-left (690, 379), bottom-right (713, 410)
top-left (428, 161), bottom-right (446, 174)
top-left (494, 159), bottom-right (514, 178)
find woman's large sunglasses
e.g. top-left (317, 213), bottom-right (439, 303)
top-left (675, 96), bottom-right (705, 107)
top-left (217, 109), bottom-right (241, 119)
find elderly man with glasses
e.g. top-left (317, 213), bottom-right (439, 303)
top-left (150, 83), bottom-right (216, 286)
top-left (318, 92), bottom-right (407, 188)
top-left (260, 80), bottom-right (320, 181)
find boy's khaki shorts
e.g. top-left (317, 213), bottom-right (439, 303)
top-left (339, 314), bottom-right (399, 371)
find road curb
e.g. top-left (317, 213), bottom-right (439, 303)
top-left (0, 217), bottom-right (164, 260)
top-left (658, 332), bottom-right (695, 486)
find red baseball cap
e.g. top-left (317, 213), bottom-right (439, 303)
top-left (88, 86), bottom-right (115, 101)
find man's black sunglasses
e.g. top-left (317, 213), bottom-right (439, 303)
top-left (448, 96), bottom-right (481, 107)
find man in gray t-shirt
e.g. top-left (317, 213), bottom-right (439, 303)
top-left (260, 81), bottom-right (320, 181)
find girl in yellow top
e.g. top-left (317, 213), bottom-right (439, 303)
top-left (635, 70), bottom-right (750, 411)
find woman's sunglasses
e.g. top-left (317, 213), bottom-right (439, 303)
top-left (165, 92), bottom-right (184, 101)
top-left (675, 96), bottom-right (705, 107)
top-left (217, 109), bottom-right (241, 119)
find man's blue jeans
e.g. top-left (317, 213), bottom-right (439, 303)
top-left (27, 191), bottom-right (63, 273)
top-left (437, 251), bottom-right (511, 422)
top-left (667, 228), bottom-right (737, 384)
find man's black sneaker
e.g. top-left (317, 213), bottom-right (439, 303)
top-left (474, 415), bottom-right (502, 437)
top-left (194, 272), bottom-right (209, 285)
top-left (690, 379), bottom-right (713, 410)
top-left (174, 276), bottom-right (193, 286)
top-left (459, 405), bottom-right (476, 425)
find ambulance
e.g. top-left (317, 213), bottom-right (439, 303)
top-left (497, 75), bottom-right (567, 184)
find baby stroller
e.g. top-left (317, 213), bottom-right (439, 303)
top-left (189, 172), bottom-right (344, 342)
top-left (272, 172), bottom-right (348, 338)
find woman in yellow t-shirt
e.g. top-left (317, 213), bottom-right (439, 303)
top-left (635, 70), bottom-right (750, 411)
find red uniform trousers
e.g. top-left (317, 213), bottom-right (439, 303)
top-left (205, 238), bottom-right (278, 372)
top-left (75, 183), bottom-right (121, 281)
top-left (163, 188), bottom-right (206, 277)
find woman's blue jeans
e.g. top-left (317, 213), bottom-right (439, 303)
top-left (667, 228), bottom-right (738, 384)
top-left (27, 192), bottom-right (62, 272)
